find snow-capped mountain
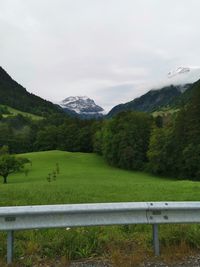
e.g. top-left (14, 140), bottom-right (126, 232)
top-left (59, 96), bottom-right (104, 118)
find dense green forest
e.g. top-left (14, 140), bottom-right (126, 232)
top-left (0, 113), bottom-right (97, 154)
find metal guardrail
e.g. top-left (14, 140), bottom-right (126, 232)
top-left (1, 201), bottom-right (200, 264)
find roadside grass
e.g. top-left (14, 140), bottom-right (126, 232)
top-left (1, 150), bottom-right (200, 265)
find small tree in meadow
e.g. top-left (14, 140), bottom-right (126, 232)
top-left (0, 146), bottom-right (30, 184)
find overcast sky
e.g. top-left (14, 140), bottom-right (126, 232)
top-left (0, 0), bottom-right (200, 111)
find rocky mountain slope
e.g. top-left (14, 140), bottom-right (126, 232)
top-left (60, 96), bottom-right (104, 118)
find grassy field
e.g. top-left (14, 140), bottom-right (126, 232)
top-left (1, 150), bottom-right (200, 266)
top-left (0, 105), bottom-right (43, 120)
top-left (1, 150), bottom-right (200, 206)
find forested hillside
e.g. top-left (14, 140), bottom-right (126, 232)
top-left (107, 84), bottom-right (191, 117)
top-left (93, 79), bottom-right (200, 180)
top-left (0, 67), bottom-right (100, 154)
top-left (147, 79), bottom-right (200, 179)
top-left (171, 80), bottom-right (200, 108)
top-left (0, 66), bottom-right (64, 116)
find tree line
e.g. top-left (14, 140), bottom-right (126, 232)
top-left (0, 113), bottom-right (98, 154)
top-left (147, 81), bottom-right (200, 180)
top-left (94, 81), bottom-right (200, 180)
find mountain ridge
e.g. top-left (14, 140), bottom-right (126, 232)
top-left (0, 66), bottom-right (199, 120)
top-left (107, 84), bottom-right (191, 117)
top-left (60, 96), bottom-right (104, 119)
top-left (0, 66), bottom-right (64, 117)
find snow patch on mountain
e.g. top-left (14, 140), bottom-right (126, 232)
top-left (59, 96), bottom-right (104, 115)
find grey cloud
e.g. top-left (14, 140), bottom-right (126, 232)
top-left (0, 0), bottom-right (200, 111)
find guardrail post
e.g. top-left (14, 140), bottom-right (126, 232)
top-left (7, 230), bottom-right (14, 264)
top-left (153, 224), bottom-right (160, 256)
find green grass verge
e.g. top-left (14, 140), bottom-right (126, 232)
top-left (0, 151), bottom-right (200, 264)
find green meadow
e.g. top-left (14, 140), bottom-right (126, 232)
top-left (0, 105), bottom-right (43, 121)
top-left (1, 150), bottom-right (200, 206)
top-left (1, 150), bottom-right (200, 265)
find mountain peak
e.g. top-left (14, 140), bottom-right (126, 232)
top-left (60, 96), bottom-right (104, 117)
top-left (62, 96), bottom-right (90, 104)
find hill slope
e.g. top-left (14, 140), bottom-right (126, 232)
top-left (171, 79), bottom-right (200, 108)
top-left (0, 66), bottom-right (64, 117)
top-left (0, 104), bottom-right (43, 120)
top-left (107, 84), bottom-right (191, 117)
top-left (1, 150), bottom-right (200, 206)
